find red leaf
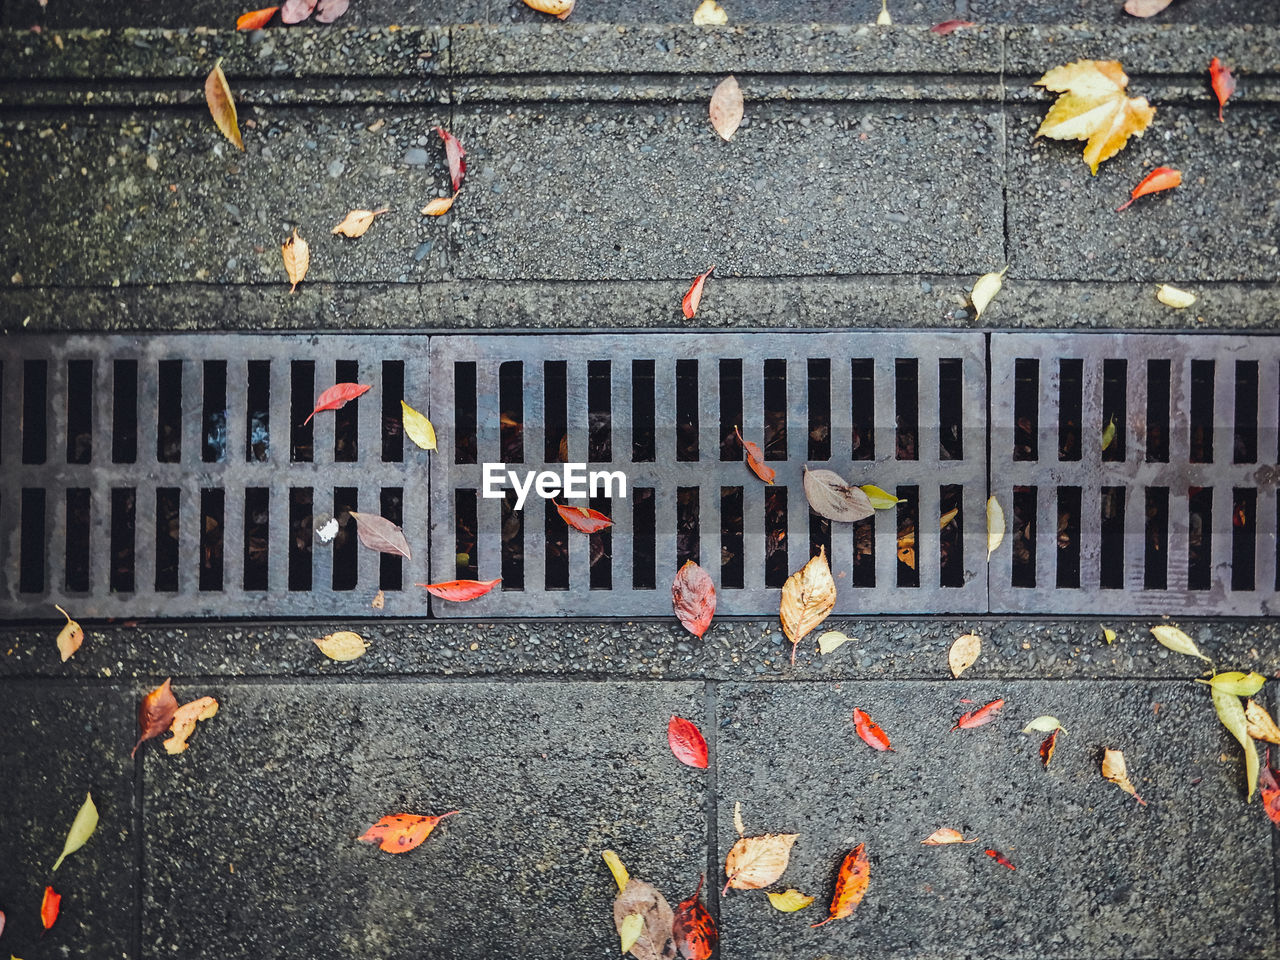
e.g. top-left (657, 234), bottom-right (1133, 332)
top-left (811, 844), bottom-right (870, 928)
top-left (672, 560), bottom-right (716, 639)
top-left (930, 19), bottom-right (975, 34)
top-left (279, 0), bottom-right (315, 22)
top-left (41, 885), bottom-right (60, 930)
top-left (359, 811), bottom-right (458, 853)
top-left (951, 698), bottom-right (1004, 731)
top-left (1040, 729), bottom-right (1058, 768)
top-left (853, 708), bottom-right (894, 752)
top-left (672, 875), bottom-right (718, 960)
top-left (1209, 57), bottom-right (1236, 122)
top-left (1261, 750), bottom-right (1280, 829)
top-left (1116, 166), bottom-right (1182, 211)
top-left (0, 908), bottom-right (5, 937)
top-left (554, 502), bottom-right (613, 534)
top-left (434, 126), bottom-right (467, 192)
top-left (985, 848), bottom-right (1016, 871)
top-left (236, 6), bottom-right (279, 28)
top-left (682, 266), bottom-right (714, 319)
top-left (668, 715), bottom-right (708, 769)
top-left (733, 426), bottom-right (775, 483)
top-left (132, 678), bottom-right (178, 757)
top-left (417, 577), bottom-right (502, 601)
top-left (348, 511), bottom-right (412, 560)
top-left (303, 383), bottom-right (371, 425)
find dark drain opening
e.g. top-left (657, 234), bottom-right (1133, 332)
top-left (156, 488), bottom-right (180, 592)
top-left (1232, 488), bottom-right (1256, 592)
top-left (67, 359), bottom-right (93, 465)
top-left (157, 359), bottom-right (182, 463)
top-left (112, 359), bottom-right (138, 464)
top-left (20, 488), bottom-right (45, 593)
top-left (22, 359), bottom-right (47, 465)
top-left (203, 360), bottom-right (228, 463)
top-left (1144, 487), bottom-right (1168, 591)
top-left (1188, 486), bottom-right (1212, 590)
top-left (247, 360), bottom-right (270, 462)
top-left (332, 487), bottom-right (358, 591)
top-left (1099, 486), bottom-right (1125, 590)
top-left (110, 487), bottom-right (135, 594)
top-left (65, 487), bottom-right (91, 594)
top-left (1057, 485), bottom-right (1082, 589)
top-left (1146, 359), bottom-right (1170, 463)
top-left (244, 487), bottom-right (270, 592)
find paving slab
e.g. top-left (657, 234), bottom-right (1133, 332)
top-left (0, 680), bottom-right (137, 960)
top-left (716, 679), bottom-right (1280, 960)
top-left (142, 680), bottom-right (707, 959)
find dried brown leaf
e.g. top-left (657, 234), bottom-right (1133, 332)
top-left (332, 208), bottom-right (390, 238)
top-left (1246, 699), bottom-right (1280, 745)
top-left (132, 678), bottom-right (179, 757)
top-left (710, 76), bottom-right (744, 141)
top-left (723, 833), bottom-right (798, 892)
top-left (421, 195), bottom-right (457, 216)
top-left (779, 546), bottom-right (836, 664)
top-left (282, 229), bottom-right (309, 293)
top-left (55, 604), bottom-right (84, 662)
top-left (164, 696), bottom-right (219, 754)
top-left (612, 879), bottom-right (675, 960)
top-left (948, 633), bottom-right (981, 678)
top-left (204, 61), bottom-right (244, 151)
top-left (802, 467), bottom-right (874, 523)
top-left (348, 511), bottom-right (412, 560)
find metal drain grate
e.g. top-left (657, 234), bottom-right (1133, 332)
top-left (989, 333), bottom-right (1280, 616)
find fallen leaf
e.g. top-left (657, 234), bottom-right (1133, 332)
top-left (204, 61), bottom-right (244, 151)
top-left (54, 604), bottom-right (84, 662)
top-left (897, 530), bottom-right (916, 571)
top-left (930, 19), bottom-right (975, 34)
top-left (1261, 751), bottom-right (1280, 828)
top-left (672, 876), bottom-right (718, 960)
top-left (164, 696), bottom-right (218, 754)
top-left (1101, 416), bottom-right (1117, 451)
top-left (371, 589), bottom-right (385, 609)
top-left (734, 427), bottom-right (775, 484)
top-left (1246, 700), bottom-right (1280, 744)
top-left (348, 511), bottom-right (412, 560)
top-left (420, 195), bottom-right (456, 216)
top-left (952, 698), bottom-right (1004, 731)
top-left (682, 266), bottom-right (715, 319)
top-left (52, 792), bottom-right (98, 871)
top-left (282, 228), bottom-right (310, 293)
top-left (1210, 57), bottom-right (1235, 122)
top-left (359, 811), bottom-right (459, 853)
top-left (236, 6), bottom-right (279, 29)
top-left (418, 577), bottom-right (502, 601)
top-left (1116, 166), bottom-right (1182, 211)
top-left (1103, 627), bottom-right (1117, 644)
top-left (668, 716), bottom-right (709, 769)
top-left (970, 266), bottom-right (1007, 318)
top-left (818, 630), bottom-right (854, 655)
top-left (434, 126), bottom-right (467, 192)
top-left (779, 546), bottom-right (836, 665)
top-left (331, 207), bottom-right (390, 238)
top-left (620, 913), bottom-right (645, 955)
top-left (132, 678), bottom-right (178, 757)
top-left (0, 910), bottom-right (4, 938)
top-left (1124, 0), bottom-right (1172, 15)
top-left (859, 484), bottom-right (901, 509)
top-left (803, 467), bottom-right (874, 522)
top-left (767, 889), bottom-right (815, 912)
top-left (921, 828), bottom-right (979, 845)
top-left (1156, 284), bottom-right (1196, 308)
top-left (949, 633), bottom-right (981, 678)
top-left (314, 0), bottom-right (349, 22)
top-left (939, 506), bottom-right (959, 530)
top-left (1149, 624), bottom-right (1211, 662)
top-left (710, 76), bottom-right (744, 141)
top-left (40, 886), bottom-right (60, 931)
top-left (602, 849), bottom-right (630, 892)
top-left (876, 0), bottom-right (891, 24)
top-left (1102, 748), bottom-right (1147, 805)
top-left (1198, 671), bottom-right (1266, 697)
top-left (1211, 687), bottom-right (1258, 802)
top-left (692, 0), bottom-right (727, 25)
top-left (986, 495), bottom-right (1005, 558)
top-left (1040, 729), bottom-right (1059, 768)
top-left (280, 0), bottom-right (316, 22)
top-left (555, 502), bottom-right (613, 534)
top-left (810, 844), bottom-right (869, 928)
top-left (733, 801), bottom-right (745, 836)
top-left (303, 382), bottom-right (371, 425)
top-left (985, 849), bottom-right (1016, 870)
top-left (522, 0), bottom-right (575, 18)
top-left (853, 708), bottom-right (893, 752)
top-left (613, 878), bottom-right (674, 960)
top-left (1035, 60), bottom-right (1156, 173)
top-left (723, 833), bottom-right (798, 892)
top-left (401, 400), bottom-right (437, 450)
top-left (672, 560), bottom-right (716, 639)
top-left (1022, 715), bottom-right (1066, 734)
top-left (313, 630), bottom-right (369, 661)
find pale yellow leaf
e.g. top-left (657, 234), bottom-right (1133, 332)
top-left (54, 603), bottom-right (84, 662)
top-left (204, 60), bottom-right (244, 151)
top-left (1102, 748), bottom-right (1146, 805)
top-left (733, 801), bottom-right (745, 836)
top-left (619, 913), bottom-right (644, 954)
top-left (1021, 715), bottom-right (1066, 734)
top-left (1101, 416), bottom-right (1117, 451)
top-left (859, 484), bottom-right (901, 509)
top-left (282, 229), bottom-right (309, 294)
top-left (1149, 625), bottom-right (1211, 662)
top-left (710, 76), bottom-right (744, 142)
top-left (1103, 627), bottom-right (1116, 644)
top-left (970, 266), bottom-right (1007, 319)
top-left (818, 630), bottom-right (855, 655)
top-left (724, 833), bottom-right (798, 890)
top-left (939, 507), bottom-right (959, 530)
top-left (920, 827), bottom-right (979, 845)
top-left (313, 631), bottom-right (369, 661)
top-left (986, 495), bottom-right (1005, 559)
top-left (331, 207), bottom-right (390, 238)
top-left (779, 547), bottom-right (836, 661)
top-left (1156, 284), bottom-right (1196, 308)
top-left (1196, 671), bottom-right (1266, 697)
top-left (52, 792), bottom-right (98, 871)
top-left (164, 696), bottom-right (219, 754)
top-left (1211, 688), bottom-right (1258, 802)
top-left (401, 400), bottom-right (438, 451)
top-left (421, 195), bottom-right (456, 216)
top-left (1034, 60), bottom-right (1154, 173)
top-left (601, 849), bottom-right (630, 892)
top-left (767, 889), bottom-right (815, 912)
top-left (693, 0), bottom-right (728, 25)
top-left (1246, 700), bottom-right (1280, 745)
top-left (876, 0), bottom-right (891, 24)
top-left (522, 0), bottom-right (574, 18)
top-left (948, 633), bottom-right (981, 678)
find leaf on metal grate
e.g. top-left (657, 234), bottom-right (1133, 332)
top-left (1211, 687), bottom-right (1258, 802)
top-left (52, 792), bottom-right (98, 872)
top-left (332, 207), bottom-right (390, 238)
top-left (948, 633), bottom-right (981, 677)
top-left (723, 834), bottom-right (797, 892)
top-left (668, 715), bottom-right (708, 769)
top-left (985, 495), bottom-right (1005, 559)
top-left (1156, 284), bottom-right (1196, 308)
top-left (303, 382), bottom-right (371, 425)
top-left (803, 467), bottom-right (873, 523)
top-left (1101, 415), bottom-right (1117, 451)
top-left (682, 266), bottom-right (715, 319)
top-left (1123, 0), bottom-right (1172, 16)
top-left (1246, 700), bottom-right (1280, 745)
top-left (1034, 60), bottom-right (1155, 174)
top-left (314, 0), bottom-right (349, 22)
top-left (780, 546), bottom-right (836, 664)
top-left (1116, 166), bottom-right (1181, 211)
top-left (54, 603), bottom-right (84, 662)
top-left (522, 0), bottom-right (575, 19)
top-left (709, 75), bottom-right (744, 141)
top-left (400, 400), bottom-right (437, 451)
top-left (612, 876), bottom-right (675, 960)
top-left (672, 875), bottom-right (718, 960)
top-left (421, 195), bottom-right (456, 217)
top-left (853, 708), bottom-right (893, 752)
top-left (1149, 625), bottom-right (1211, 662)
top-left (555, 502), bottom-right (614, 534)
top-left (767, 889), bottom-right (815, 912)
top-left (434, 126), bottom-right (467, 192)
top-left (418, 577), bottom-right (502, 601)
top-left (280, 0), bottom-right (315, 22)
top-left (236, 6), bottom-right (278, 29)
top-left (359, 810), bottom-right (459, 854)
top-left (204, 60), bottom-right (244, 151)
top-left (313, 630), bottom-right (369, 661)
top-left (132, 678), bottom-right (179, 757)
top-left (921, 828), bottom-right (979, 845)
top-left (734, 426), bottom-right (774, 483)
top-left (1210, 57), bottom-right (1235, 122)
top-left (952, 698), bottom-right (1004, 731)
top-left (693, 0), bottom-right (727, 25)
top-left (859, 484), bottom-right (900, 509)
top-left (810, 844), bottom-right (869, 928)
top-left (672, 560), bottom-right (716, 639)
top-left (41, 885), bottom-right (60, 931)
top-left (1101, 748), bottom-right (1147, 805)
top-left (348, 511), bottom-right (412, 560)
top-left (282, 228), bottom-right (310, 293)
top-left (164, 696), bottom-right (219, 754)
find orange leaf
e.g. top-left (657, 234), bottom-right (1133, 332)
top-left (951, 698), bottom-right (1004, 731)
top-left (164, 696), bottom-right (219, 754)
top-left (331, 207), bottom-right (390, 238)
top-left (1260, 750), bottom-right (1280, 829)
top-left (734, 426), bottom-right (775, 484)
top-left (672, 560), bottom-right (716, 639)
top-left (811, 844), bottom-right (869, 928)
top-left (358, 811), bottom-right (459, 854)
top-left (1210, 57), bottom-right (1236, 122)
top-left (554, 501), bottom-right (613, 534)
top-left (236, 6), bottom-right (278, 28)
top-left (682, 266), bottom-right (714, 319)
top-left (672, 875), bottom-right (718, 960)
top-left (41, 885), bottom-right (60, 930)
top-left (852, 708), bottom-right (893, 752)
top-left (417, 577), bottom-right (502, 601)
top-left (421, 195), bottom-right (456, 216)
top-left (204, 61), bottom-right (244, 151)
top-left (1116, 166), bottom-right (1182, 211)
top-left (281, 228), bottom-right (310, 293)
top-left (55, 603), bottom-right (84, 662)
top-left (303, 383), bottom-right (371, 425)
top-left (132, 678), bottom-right (178, 757)
top-left (1039, 729), bottom-right (1058, 768)
top-left (985, 848), bottom-right (1016, 871)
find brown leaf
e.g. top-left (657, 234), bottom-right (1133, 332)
top-left (921, 828), bottom-right (979, 845)
top-left (132, 678), bottom-right (178, 757)
top-left (1246, 699), bottom-right (1280, 745)
top-left (802, 467), bottom-right (874, 523)
top-left (281, 229), bottom-right (309, 293)
top-left (612, 879), bottom-right (675, 960)
top-left (421, 195), bottom-right (457, 216)
top-left (709, 75), bottom-right (744, 141)
top-left (1123, 0), bottom-right (1173, 15)
top-left (348, 511), bottom-right (412, 561)
top-left (1102, 747), bottom-right (1147, 805)
top-left (204, 61), bottom-right (244, 151)
top-left (164, 696), bottom-right (219, 754)
top-left (332, 208), bottom-right (390, 238)
top-left (780, 546), bottom-right (836, 664)
top-left (55, 604), bottom-right (84, 662)
top-left (948, 633), bottom-right (980, 678)
top-left (672, 560), bottom-right (716, 639)
top-left (723, 833), bottom-right (798, 893)
top-left (734, 426), bottom-right (775, 484)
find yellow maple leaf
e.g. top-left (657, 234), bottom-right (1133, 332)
top-left (1035, 60), bottom-right (1155, 174)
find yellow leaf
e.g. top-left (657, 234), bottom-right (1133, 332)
top-left (54, 603), bottom-right (84, 662)
top-left (601, 849), bottom-right (629, 892)
top-left (1101, 416), bottom-right (1116, 451)
top-left (619, 913), bottom-right (644, 954)
top-left (1246, 700), bottom-right (1280, 745)
top-left (401, 400), bottom-right (438, 451)
top-left (281, 229), bottom-right (309, 294)
top-left (313, 631), bottom-right (369, 661)
top-left (710, 76), bottom-right (744, 142)
top-left (920, 827), bottom-right (979, 845)
top-left (1103, 627), bottom-right (1116, 644)
top-left (724, 833), bottom-right (798, 891)
top-left (1196, 671), bottom-right (1266, 697)
top-left (970, 266), bottom-right (1007, 319)
top-left (421, 195), bottom-right (456, 216)
top-left (733, 801), bottom-right (745, 836)
top-left (52, 792), bottom-right (98, 871)
top-left (1021, 715), bottom-right (1066, 734)
top-left (948, 633), bottom-right (981, 678)
top-left (939, 507), bottom-right (959, 530)
top-left (1211, 688), bottom-right (1258, 802)
top-left (204, 60), bottom-right (244, 151)
top-left (1101, 748), bottom-right (1146, 805)
top-left (876, 0), bottom-right (891, 24)
top-left (859, 484), bottom-right (900, 509)
top-left (1149, 625), bottom-right (1211, 662)
top-left (164, 696), bottom-right (219, 754)
top-left (986, 495), bottom-right (1005, 559)
top-left (331, 207), bottom-right (390, 238)
top-left (767, 889), bottom-right (815, 912)
top-left (693, 0), bottom-right (728, 25)
top-left (1035, 60), bottom-right (1155, 173)
top-left (1156, 284), bottom-right (1196, 308)
top-left (817, 630), bottom-right (855, 655)
top-left (521, 0), bottom-right (574, 18)
top-left (779, 547), bottom-right (836, 664)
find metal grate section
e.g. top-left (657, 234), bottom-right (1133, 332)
top-left (989, 333), bottom-right (1280, 616)
top-left (0, 334), bottom-right (432, 617)
top-left (428, 332), bottom-right (990, 617)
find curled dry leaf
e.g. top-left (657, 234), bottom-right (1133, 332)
top-left (280, 0), bottom-right (316, 22)
top-left (314, 0), bottom-right (349, 22)
top-left (818, 630), bottom-right (854, 655)
top-left (930, 19), bottom-right (975, 34)
top-left (401, 400), bottom-right (437, 450)
top-left (952, 698), bottom-right (1004, 731)
top-left (1156, 284), bottom-right (1196, 309)
top-left (204, 61), bottom-right (244, 151)
top-left (1035, 60), bottom-right (1155, 174)
top-left (1149, 624), bottom-right (1211, 662)
top-left (1102, 748), bottom-right (1147, 805)
top-left (602, 849), bottom-right (630, 892)
top-left (668, 715), bottom-right (709, 769)
top-left (672, 560), bottom-right (716, 639)
top-left (613, 878), bottom-right (675, 960)
top-left (332, 208), bottom-right (390, 238)
top-left (859, 484), bottom-right (900, 509)
top-left (1210, 57), bottom-right (1235, 122)
top-left (768, 889), bottom-right (815, 912)
top-left (54, 604), bottom-right (84, 662)
top-left (236, 6), bottom-right (279, 29)
top-left (41, 885), bottom-right (60, 931)
top-left (1124, 0), bottom-right (1173, 15)
top-left (52, 792), bottom-right (98, 871)
top-left (1246, 700), bottom-right (1280, 745)
top-left (348, 511), bottom-right (412, 560)
top-left (811, 844), bottom-right (869, 928)
top-left (1040, 729), bottom-right (1059, 768)
top-left (1022, 715), bottom-right (1066, 735)
top-left (948, 633), bottom-right (981, 678)
top-left (522, 0), bottom-right (575, 19)
top-left (672, 876), bottom-right (718, 960)
top-left (682, 266), bottom-right (715, 319)
top-left (692, 0), bottom-right (727, 24)
top-left (921, 828), bottom-right (979, 845)
top-left (132, 678), bottom-right (179, 757)
top-left (313, 630), bottom-right (369, 661)
top-left (986, 495), bottom-right (1005, 558)
top-left (709, 76), bottom-right (744, 142)
top-left (970, 266), bottom-right (1007, 319)
top-left (164, 696), bottom-right (218, 754)
top-left (734, 427), bottom-right (775, 484)
top-left (939, 506), bottom-right (959, 530)
top-left (421, 195), bottom-right (456, 217)
top-left (304, 382), bottom-right (370, 425)
top-left (985, 849), bottom-right (1016, 871)
top-left (359, 811), bottom-right (459, 853)
top-left (418, 577), bottom-right (502, 601)
top-left (555, 502), bottom-right (613, 534)
top-left (853, 708), bottom-right (893, 752)
top-left (779, 546), bottom-right (836, 665)
top-left (434, 126), bottom-right (467, 192)
top-left (804, 467), bottom-right (874, 523)
top-left (723, 833), bottom-right (798, 893)
top-left (282, 228), bottom-right (310, 293)
top-left (1199, 671), bottom-right (1266, 697)
top-left (1116, 166), bottom-right (1181, 211)
top-left (1211, 687), bottom-right (1259, 802)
